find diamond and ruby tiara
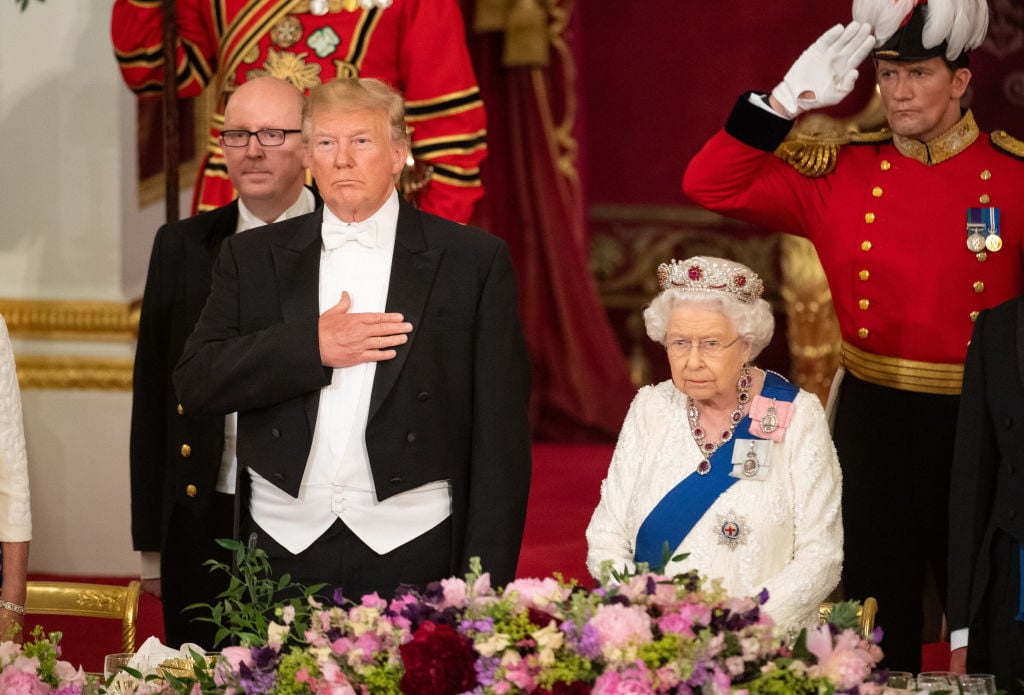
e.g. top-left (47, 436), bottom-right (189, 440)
top-left (656, 256), bottom-right (764, 303)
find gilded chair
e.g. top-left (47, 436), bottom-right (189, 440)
top-left (819, 597), bottom-right (879, 639)
top-left (25, 580), bottom-right (142, 653)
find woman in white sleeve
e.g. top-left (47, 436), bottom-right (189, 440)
top-left (0, 315), bottom-right (31, 641)
top-left (585, 256), bottom-right (842, 629)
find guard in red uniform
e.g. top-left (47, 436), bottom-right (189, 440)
top-left (683, 0), bottom-right (1024, 673)
top-left (111, 0), bottom-right (486, 223)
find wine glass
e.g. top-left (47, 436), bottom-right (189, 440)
top-left (960, 674), bottom-right (997, 695)
top-left (886, 670), bottom-right (915, 692)
top-left (915, 671), bottom-right (959, 692)
top-left (103, 653), bottom-right (135, 680)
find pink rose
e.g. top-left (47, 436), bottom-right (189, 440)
top-left (439, 577), bottom-right (468, 608)
top-left (588, 604), bottom-right (653, 650)
top-left (593, 665), bottom-right (655, 695)
top-left (504, 578), bottom-right (569, 612)
top-left (0, 669), bottom-right (46, 695)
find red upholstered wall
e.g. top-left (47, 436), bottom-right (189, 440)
top-left (578, 2), bottom-right (1024, 209)
top-left (578, 2), bottom-right (875, 208)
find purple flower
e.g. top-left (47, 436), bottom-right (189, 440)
top-left (333, 587), bottom-right (346, 606)
top-left (238, 645), bottom-right (280, 692)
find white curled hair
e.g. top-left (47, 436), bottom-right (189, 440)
top-left (642, 289), bottom-right (775, 360)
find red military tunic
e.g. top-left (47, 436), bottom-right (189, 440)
top-left (684, 94), bottom-right (1024, 394)
top-left (111, 0), bottom-right (486, 223)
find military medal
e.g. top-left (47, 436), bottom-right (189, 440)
top-left (968, 207), bottom-right (1001, 254)
top-left (966, 225), bottom-right (986, 252)
top-left (759, 398), bottom-right (778, 433)
top-left (741, 441), bottom-right (760, 478)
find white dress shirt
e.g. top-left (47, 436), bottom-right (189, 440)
top-left (250, 189), bottom-right (452, 555)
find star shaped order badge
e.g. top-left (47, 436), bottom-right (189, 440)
top-left (716, 509), bottom-right (750, 550)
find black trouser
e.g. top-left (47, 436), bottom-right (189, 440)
top-left (833, 373), bottom-right (959, 673)
top-left (245, 515), bottom-right (455, 604)
top-left (967, 530), bottom-right (1024, 694)
top-left (160, 492), bottom-right (235, 649)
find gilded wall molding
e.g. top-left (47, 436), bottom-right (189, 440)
top-left (0, 299), bottom-right (138, 390)
top-left (0, 298), bottom-right (139, 341)
top-left (15, 355), bottom-right (133, 391)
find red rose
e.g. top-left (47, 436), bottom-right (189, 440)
top-left (399, 621), bottom-right (478, 695)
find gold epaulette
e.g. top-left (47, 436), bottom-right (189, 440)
top-left (774, 128), bottom-right (892, 177)
top-left (990, 130), bottom-right (1024, 161)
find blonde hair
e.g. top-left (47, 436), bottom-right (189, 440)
top-left (302, 77), bottom-right (410, 146)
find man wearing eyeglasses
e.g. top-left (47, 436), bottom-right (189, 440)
top-left (131, 76), bottom-right (316, 648)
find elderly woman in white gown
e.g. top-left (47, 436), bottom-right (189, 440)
top-left (586, 256), bottom-right (842, 629)
top-left (0, 315), bottom-right (31, 642)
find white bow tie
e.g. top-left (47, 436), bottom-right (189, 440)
top-left (322, 219), bottom-right (378, 250)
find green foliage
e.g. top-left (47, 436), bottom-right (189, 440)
top-left (21, 626), bottom-right (63, 688)
top-left (745, 666), bottom-right (833, 695)
top-left (188, 535), bottom-right (326, 648)
top-left (270, 647), bottom-right (317, 695)
top-left (823, 601), bottom-right (861, 632)
top-left (359, 664), bottom-right (404, 694)
top-left (16, 0), bottom-right (44, 11)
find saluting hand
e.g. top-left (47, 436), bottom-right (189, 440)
top-left (318, 291), bottom-right (413, 368)
top-left (771, 21), bottom-right (875, 119)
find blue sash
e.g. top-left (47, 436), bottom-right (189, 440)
top-left (633, 372), bottom-right (798, 568)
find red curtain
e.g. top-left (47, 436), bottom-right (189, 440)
top-left (464, 1), bottom-right (635, 441)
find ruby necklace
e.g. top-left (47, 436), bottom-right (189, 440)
top-left (687, 365), bottom-right (752, 475)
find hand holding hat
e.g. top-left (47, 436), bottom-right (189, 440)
top-left (770, 21), bottom-right (874, 119)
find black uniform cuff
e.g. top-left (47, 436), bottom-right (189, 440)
top-left (724, 92), bottom-right (795, 152)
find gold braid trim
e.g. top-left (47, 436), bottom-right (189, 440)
top-left (840, 341), bottom-right (963, 395)
top-left (774, 132), bottom-right (847, 177)
top-left (990, 130), bottom-right (1024, 161)
top-left (775, 129), bottom-right (892, 178)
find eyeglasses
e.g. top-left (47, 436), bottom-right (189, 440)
top-left (665, 336), bottom-right (741, 358)
top-left (220, 128), bottom-right (302, 147)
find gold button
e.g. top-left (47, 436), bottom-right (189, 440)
top-left (976, 251), bottom-right (988, 262)
top-left (859, 269), bottom-right (870, 281)
top-left (176, 403), bottom-right (184, 415)
top-left (858, 328), bottom-right (869, 339)
top-left (859, 299), bottom-right (870, 310)
top-left (871, 186), bottom-right (883, 197)
top-left (861, 240), bottom-right (872, 252)
top-left (970, 311), bottom-right (980, 322)
top-left (980, 170), bottom-right (992, 181)
top-left (880, 160), bottom-right (891, 171)
top-left (973, 281), bottom-right (985, 293)
top-left (865, 212), bottom-right (876, 224)
top-left (180, 444), bottom-right (191, 458)
top-left (979, 194), bottom-right (991, 205)
top-left (186, 484), bottom-right (197, 498)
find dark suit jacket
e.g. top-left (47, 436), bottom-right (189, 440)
top-left (173, 198), bottom-right (532, 585)
top-left (948, 295), bottom-right (1024, 633)
top-left (131, 202), bottom-right (238, 552)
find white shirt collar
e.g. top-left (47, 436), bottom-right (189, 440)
top-left (235, 187), bottom-right (316, 233)
top-left (321, 188), bottom-right (400, 248)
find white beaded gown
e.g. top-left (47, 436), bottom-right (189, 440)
top-left (586, 378), bottom-right (842, 629)
top-left (0, 316), bottom-right (31, 546)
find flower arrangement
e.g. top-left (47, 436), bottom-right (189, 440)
top-left (3, 543), bottom-right (893, 694)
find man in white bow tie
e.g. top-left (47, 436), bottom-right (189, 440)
top-left (174, 78), bottom-right (532, 602)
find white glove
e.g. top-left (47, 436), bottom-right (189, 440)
top-left (771, 21), bottom-right (875, 119)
